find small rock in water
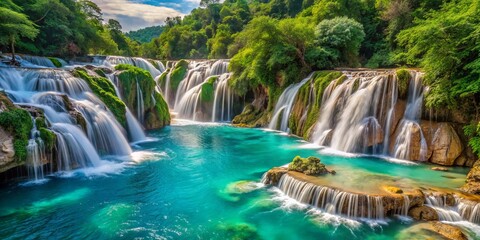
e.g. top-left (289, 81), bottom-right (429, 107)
top-left (408, 206), bottom-right (439, 221)
top-left (431, 167), bottom-right (449, 172)
top-left (383, 186), bottom-right (403, 194)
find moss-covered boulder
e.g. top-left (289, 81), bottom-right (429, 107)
top-left (288, 156), bottom-right (331, 176)
top-left (396, 69), bottom-right (411, 99)
top-left (74, 68), bottom-right (127, 127)
top-left (115, 64), bottom-right (170, 129)
top-left (170, 60), bottom-right (188, 91)
top-left (201, 77), bottom-right (217, 102)
top-left (48, 57), bottom-right (63, 68)
top-left (288, 71), bottom-right (344, 139)
top-left (0, 106), bottom-right (33, 163)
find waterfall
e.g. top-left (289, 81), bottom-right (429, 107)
top-left (311, 72), bottom-right (396, 154)
top-left (19, 55), bottom-right (58, 68)
top-left (26, 118), bottom-right (46, 181)
top-left (212, 73), bottom-right (233, 122)
top-left (174, 65), bottom-right (206, 109)
top-left (73, 98), bottom-right (132, 156)
top-left (136, 80), bottom-right (145, 123)
top-left (0, 66), bottom-right (137, 173)
top-left (272, 174), bottom-right (385, 219)
top-left (132, 57), bottom-right (162, 77)
top-left (425, 194), bottom-right (480, 223)
top-left (175, 83), bottom-right (204, 120)
top-left (105, 74), bottom-right (147, 142)
top-left (102, 56), bottom-right (162, 78)
top-left (126, 108), bottom-right (146, 142)
top-left (269, 73), bottom-right (313, 132)
top-left (171, 60), bottom-right (233, 121)
top-left (164, 71), bottom-right (173, 107)
top-left (154, 60), bottom-right (166, 72)
top-left (52, 123), bottom-right (101, 171)
top-left (393, 72), bottom-right (428, 160)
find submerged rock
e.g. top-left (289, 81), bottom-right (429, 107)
top-left (431, 167), bottom-right (449, 172)
top-left (396, 222), bottom-right (467, 240)
top-left (217, 222), bottom-right (261, 240)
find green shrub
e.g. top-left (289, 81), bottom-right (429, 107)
top-left (288, 156), bottom-right (328, 175)
top-left (39, 127), bottom-right (56, 150)
top-left (396, 69), bottom-right (411, 99)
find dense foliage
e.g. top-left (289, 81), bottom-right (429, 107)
top-left (0, 108), bottom-right (33, 162)
top-left (0, 0), bottom-right (140, 58)
top-left (127, 26), bottom-right (164, 44)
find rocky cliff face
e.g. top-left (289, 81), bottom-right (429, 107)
top-left (234, 70), bottom-right (479, 191)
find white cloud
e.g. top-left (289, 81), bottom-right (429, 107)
top-left (92, 0), bottom-right (185, 31)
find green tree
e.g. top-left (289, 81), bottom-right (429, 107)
top-left (315, 17), bottom-right (366, 66)
top-left (0, 5), bottom-right (38, 63)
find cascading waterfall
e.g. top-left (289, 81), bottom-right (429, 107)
top-left (18, 55), bottom-right (61, 68)
top-left (154, 60), bottom-right (166, 72)
top-left (0, 66), bottom-right (135, 173)
top-left (26, 118), bottom-right (46, 181)
top-left (212, 73), bottom-right (234, 122)
top-left (163, 71), bottom-right (173, 107)
top-left (105, 73), bottom-right (147, 142)
top-left (311, 72), bottom-right (397, 154)
top-left (136, 80), bottom-right (145, 123)
top-left (393, 72), bottom-right (428, 160)
top-left (52, 123), bottom-right (102, 171)
top-left (73, 97), bottom-right (132, 156)
top-left (174, 63), bottom-right (207, 109)
top-left (175, 83), bottom-right (205, 120)
top-left (425, 194), bottom-right (480, 223)
top-left (102, 56), bottom-right (162, 78)
top-left (173, 60), bottom-right (234, 121)
top-left (266, 174), bottom-right (385, 219)
top-left (126, 108), bottom-right (146, 142)
top-left (269, 73), bottom-right (314, 132)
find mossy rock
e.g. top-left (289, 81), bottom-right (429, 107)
top-left (288, 156), bottom-right (329, 175)
top-left (170, 60), bottom-right (188, 91)
top-left (217, 223), bottom-right (261, 240)
top-left (0, 91), bottom-right (16, 110)
top-left (157, 70), bottom-right (169, 87)
top-left (114, 65), bottom-right (170, 129)
top-left (74, 68), bottom-right (127, 127)
top-left (144, 92), bottom-right (170, 129)
top-left (200, 77), bottom-right (217, 102)
top-left (48, 57), bottom-right (63, 68)
top-left (0, 108), bottom-right (33, 162)
top-left (396, 69), bottom-right (411, 99)
top-left (39, 127), bottom-right (56, 151)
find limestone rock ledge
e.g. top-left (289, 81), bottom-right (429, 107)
top-left (0, 127), bottom-right (16, 173)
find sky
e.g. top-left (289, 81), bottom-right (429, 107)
top-left (91, 0), bottom-right (201, 32)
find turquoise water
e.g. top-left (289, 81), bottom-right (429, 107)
top-left (0, 124), bottom-right (470, 239)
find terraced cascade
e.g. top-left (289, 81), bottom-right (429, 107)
top-left (158, 59), bottom-right (239, 122)
top-left (0, 124), bottom-right (478, 239)
top-left (0, 56), bottom-right (479, 239)
top-left (0, 55), bottom-right (170, 182)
